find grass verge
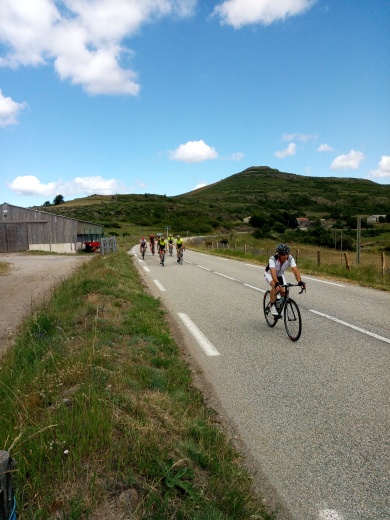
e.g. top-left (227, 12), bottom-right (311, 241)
top-left (0, 251), bottom-right (275, 519)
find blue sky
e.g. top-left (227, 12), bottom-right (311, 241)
top-left (1, 0), bottom-right (389, 208)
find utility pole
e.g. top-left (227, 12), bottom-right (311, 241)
top-left (165, 226), bottom-right (171, 237)
top-left (356, 217), bottom-right (361, 265)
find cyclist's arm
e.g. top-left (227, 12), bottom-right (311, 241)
top-left (291, 266), bottom-right (303, 284)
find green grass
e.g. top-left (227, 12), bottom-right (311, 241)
top-left (0, 251), bottom-right (276, 519)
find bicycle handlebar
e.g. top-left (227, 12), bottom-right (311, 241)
top-left (281, 283), bottom-right (306, 295)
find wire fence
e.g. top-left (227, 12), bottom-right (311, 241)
top-left (187, 238), bottom-right (388, 276)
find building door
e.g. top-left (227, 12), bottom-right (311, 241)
top-left (0, 223), bottom-right (28, 252)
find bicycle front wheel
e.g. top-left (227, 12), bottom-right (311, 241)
top-left (263, 291), bottom-right (277, 327)
top-left (283, 298), bottom-right (302, 341)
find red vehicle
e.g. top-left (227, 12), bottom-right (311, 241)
top-left (84, 240), bottom-right (100, 252)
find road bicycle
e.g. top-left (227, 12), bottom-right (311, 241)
top-left (141, 244), bottom-right (147, 260)
top-left (150, 242), bottom-right (155, 255)
top-left (168, 243), bottom-right (173, 256)
top-left (263, 283), bottom-right (305, 341)
top-left (160, 248), bottom-right (166, 267)
top-left (177, 248), bottom-right (184, 265)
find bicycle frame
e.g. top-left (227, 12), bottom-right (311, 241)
top-left (263, 283), bottom-right (305, 341)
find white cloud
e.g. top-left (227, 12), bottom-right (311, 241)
top-left (230, 152), bottom-right (245, 161)
top-left (169, 140), bottom-right (218, 163)
top-left (193, 183), bottom-right (207, 190)
top-left (317, 143), bottom-right (334, 152)
top-left (330, 149), bottom-right (364, 170)
top-left (274, 142), bottom-right (296, 159)
top-left (8, 174), bottom-right (118, 197)
top-left (370, 156), bottom-right (390, 179)
top-left (213, 0), bottom-right (315, 28)
top-left (281, 132), bottom-right (317, 143)
top-left (0, 0), bottom-right (197, 95)
top-left (136, 180), bottom-right (148, 190)
top-left (0, 89), bottom-right (27, 126)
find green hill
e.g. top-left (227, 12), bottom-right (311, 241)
top-left (44, 166), bottom-right (390, 235)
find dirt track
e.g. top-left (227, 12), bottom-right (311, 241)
top-left (0, 253), bottom-right (93, 359)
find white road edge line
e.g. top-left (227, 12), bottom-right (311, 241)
top-left (178, 313), bottom-right (220, 357)
top-left (310, 310), bottom-right (390, 344)
top-left (143, 266), bottom-right (150, 272)
top-left (244, 283), bottom-right (265, 293)
top-left (304, 276), bottom-right (344, 287)
top-left (215, 272), bottom-right (239, 281)
top-left (196, 265), bottom-right (211, 271)
top-left (153, 279), bottom-right (166, 291)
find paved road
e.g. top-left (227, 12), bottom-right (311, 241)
top-left (131, 247), bottom-right (390, 520)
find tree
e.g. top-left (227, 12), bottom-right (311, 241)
top-left (53, 194), bottom-right (65, 205)
top-left (42, 201), bottom-right (51, 207)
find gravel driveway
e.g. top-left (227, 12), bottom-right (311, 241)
top-left (0, 253), bottom-right (93, 359)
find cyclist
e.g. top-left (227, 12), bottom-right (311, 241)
top-left (158, 235), bottom-right (167, 264)
top-left (149, 233), bottom-right (155, 254)
top-left (175, 235), bottom-right (184, 263)
top-left (140, 236), bottom-right (147, 256)
top-left (264, 243), bottom-right (305, 316)
top-left (167, 233), bottom-right (174, 255)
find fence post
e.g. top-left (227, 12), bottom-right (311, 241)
top-left (317, 250), bottom-right (321, 266)
top-left (344, 252), bottom-right (351, 270)
top-left (382, 252), bottom-right (385, 276)
top-left (244, 245), bottom-right (247, 254)
top-left (295, 249), bottom-right (299, 263)
top-left (0, 451), bottom-right (15, 520)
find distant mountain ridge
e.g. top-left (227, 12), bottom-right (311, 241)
top-left (46, 166), bottom-right (390, 234)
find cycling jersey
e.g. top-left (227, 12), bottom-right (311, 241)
top-left (176, 239), bottom-right (183, 248)
top-left (264, 254), bottom-right (296, 285)
top-left (267, 254), bottom-right (296, 276)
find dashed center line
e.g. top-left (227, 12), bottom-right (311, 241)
top-left (215, 272), bottom-right (239, 281)
top-left (244, 283), bottom-right (264, 292)
top-left (196, 265), bottom-right (211, 271)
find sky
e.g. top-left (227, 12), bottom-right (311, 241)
top-left (0, 0), bottom-right (389, 208)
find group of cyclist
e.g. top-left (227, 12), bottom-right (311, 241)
top-left (139, 233), bottom-right (184, 263)
top-left (140, 237), bottom-right (305, 304)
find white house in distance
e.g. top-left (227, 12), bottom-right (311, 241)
top-left (367, 215), bottom-right (387, 223)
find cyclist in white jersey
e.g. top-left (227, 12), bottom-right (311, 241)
top-left (264, 243), bottom-right (305, 316)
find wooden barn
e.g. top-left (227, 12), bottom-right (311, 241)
top-left (0, 203), bottom-right (104, 254)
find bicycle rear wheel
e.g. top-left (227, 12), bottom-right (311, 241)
top-left (263, 291), bottom-right (277, 327)
top-left (283, 298), bottom-right (302, 341)
top-left (179, 252), bottom-right (183, 265)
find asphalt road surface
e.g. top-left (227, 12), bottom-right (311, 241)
top-left (131, 246), bottom-right (389, 520)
